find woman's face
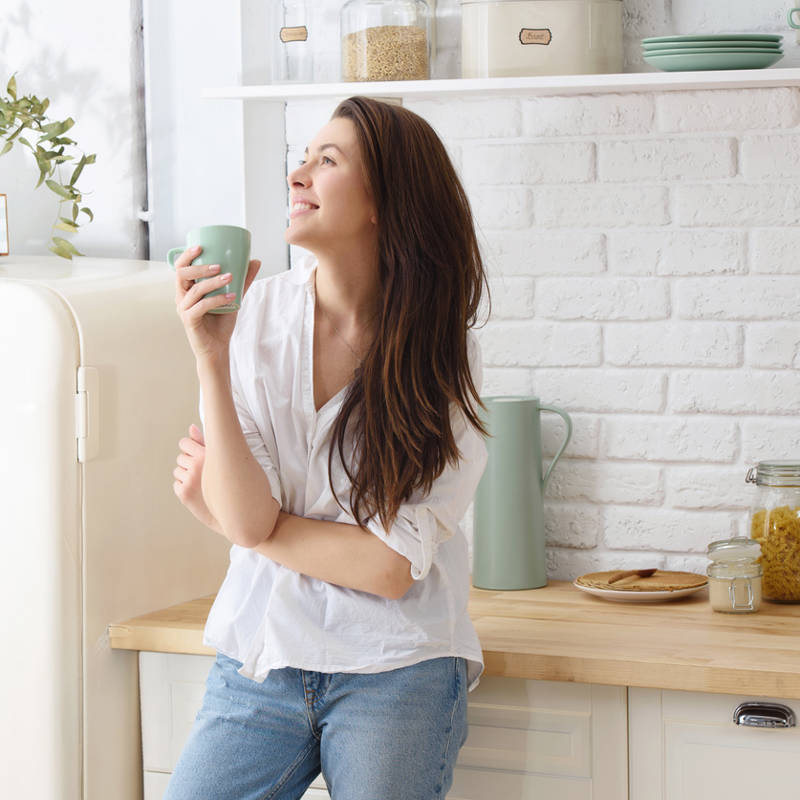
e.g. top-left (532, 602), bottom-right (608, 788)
top-left (285, 117), bottom-right (377, 255)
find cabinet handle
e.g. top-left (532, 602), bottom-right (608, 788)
top-left (733, 702), bottom-right (796, 729)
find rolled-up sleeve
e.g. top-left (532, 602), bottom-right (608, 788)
top-left (198, 382), bottom-right (283, 510)
top-left (364, 334), bottom-right (488, 580)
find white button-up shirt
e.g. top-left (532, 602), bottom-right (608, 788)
top-left (202, 263), bottom-right (487, 689)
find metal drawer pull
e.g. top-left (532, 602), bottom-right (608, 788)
top-left (734, 703), bottom-right (796, 729)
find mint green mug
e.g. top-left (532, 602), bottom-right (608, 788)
top-left (473, 396), bottom-right (572, 591)
top-left (167, 225), bottom-right (251, 314)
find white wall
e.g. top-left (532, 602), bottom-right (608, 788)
top-left (0, 0), bottom-right (146, 258)
top-left (284, 84), bottom-right (800, 582)
top-left (417, 88), bottom-right (800, 579)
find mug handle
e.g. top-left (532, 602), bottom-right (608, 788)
top-left (789, 8), bottom-right (800, 28)
top-left (539, 405), bottom-right (573, 490)
top-left (167, 246), bottom-right (185, 268)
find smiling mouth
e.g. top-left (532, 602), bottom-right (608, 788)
top-left (291, 201), bottom-right (319, 217)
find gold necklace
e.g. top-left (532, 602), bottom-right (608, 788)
top-left (319, 305), bottom-right (363, 363)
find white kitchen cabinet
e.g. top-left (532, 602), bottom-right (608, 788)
top-left (629, 688), bottom-right (800, 800)
top-left (138, 653), bottom-right (628, 799)
top-left (450, 677), bottom-right (627, 800)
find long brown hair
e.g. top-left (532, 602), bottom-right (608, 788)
top-left (329, 96), bottom-right (489, 529)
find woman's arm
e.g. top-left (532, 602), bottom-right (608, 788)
top-left (173, 248), bottom-right (278, 548)
top-left (254, 513), bottom-right (414, 600)
top-left (173, 427), bottom-right (410, 598)
top-left (197, 355), bottom-right (280, 546)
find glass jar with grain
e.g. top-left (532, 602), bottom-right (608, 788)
top-left (746, 460), bottom-right (800, 603)
top-left (340, 0), bottom-right (431, 82)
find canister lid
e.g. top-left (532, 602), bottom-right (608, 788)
top-left (745, 461), bottom-right (800, 487)
top-left (707, 537), bottom-right (761, 562)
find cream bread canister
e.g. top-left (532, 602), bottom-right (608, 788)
top-left (461, 0), bottom-right (623, 78)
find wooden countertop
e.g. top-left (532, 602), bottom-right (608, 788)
top-left (109, 581), bottom-right (800, 699)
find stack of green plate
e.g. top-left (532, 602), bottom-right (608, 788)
top-left (642, 34), bottom-right (783, 71)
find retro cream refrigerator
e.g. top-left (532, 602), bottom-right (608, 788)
top-left (0, 256), bottom-right (230, 799)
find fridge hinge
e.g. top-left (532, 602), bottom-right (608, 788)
top-left (75, 366), bottom-right (100, 462)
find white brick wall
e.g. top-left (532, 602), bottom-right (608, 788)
top-left (285, 84), bottom-right (800, 582)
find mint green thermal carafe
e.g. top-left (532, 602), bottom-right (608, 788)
top-left (473, 396), bottom-right (572, 590)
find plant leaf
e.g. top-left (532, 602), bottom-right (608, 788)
top-left (41, 118), bottom-right (74, 135)
top-left (70, 155), bottom-right (86, 186)
top-left (56, 220), bottom-right (79, 233)
top-left (35, 153), bottom-right (53, 180)
top-left (51, 236), bottom-right (82, 256)
top-left (7, 75), bottom-right (17, 100)
top-left (0, 140), bottom-right (12, 156)
top-left (80, 206), bottom-right (94, 222)
top-left (45, 179), bottom-right (72, 199)
top-left (49, 242), bottom-right (73, 260)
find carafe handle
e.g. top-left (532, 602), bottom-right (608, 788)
top-left (539, 404), bottom-right (572, 490)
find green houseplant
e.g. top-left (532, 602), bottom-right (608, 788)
top-left (0, 74), bottom-right (95, 259)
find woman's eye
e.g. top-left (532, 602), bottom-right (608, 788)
top-left (322, 156), bottom-right (335, 165)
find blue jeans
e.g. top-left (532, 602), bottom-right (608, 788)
top-left (164, 653), bottom-right (468, 800)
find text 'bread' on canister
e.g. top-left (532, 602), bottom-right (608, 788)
top-left (460, 0), bottom-right (623, 78)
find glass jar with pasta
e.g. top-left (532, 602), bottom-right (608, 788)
top-left (746, 461), bottom-right (800, 603)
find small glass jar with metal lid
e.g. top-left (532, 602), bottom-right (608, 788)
top-left (746, 461), bottom-right (800, 603)
top-left (340, 0), bottom-right (431, 81)
top-left (706, 537), bottom-right (762, 613)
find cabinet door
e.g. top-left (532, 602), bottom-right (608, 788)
top-left (139, 652), bottom-right (330, 799)
top-left (449, 678), bottom-right (628, 800)
top-left (629, 688), bottom-right (800, 800)
top-left (144, 770), bottom-right (171, 800)
top-left (139, 652), bottom-right (215, 774)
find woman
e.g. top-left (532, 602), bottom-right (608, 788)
top-left (167, 96), bottom-right (489, 800)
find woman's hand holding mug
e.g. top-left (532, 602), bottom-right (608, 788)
top-left (168, 225), bottom-right (260, 363)
top-left (172, 244), bottom-right (260, 361)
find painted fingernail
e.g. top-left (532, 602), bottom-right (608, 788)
top-left (208, 264), bottom-right (220, 273)
top-left (225, 292), bottom-right (236, 299)
top-left (220, 273), bottom-right (232, 281)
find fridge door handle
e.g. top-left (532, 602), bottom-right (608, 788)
top-left (75, 366), bottom-right (100, 462)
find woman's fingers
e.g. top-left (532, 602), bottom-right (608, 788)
top-left (172, 245), bottom-right (202, 270)
top-left (173, 245), bottom-right (228, 303)
top-left (177, 271), bottom-right (235, 314)
top-left (179, 289), bottom-right (237, 321)
top-left (189, 424), bottom-right (206, 445)
top-left (174, 246), bottom-right (203, 297)
top-left (178, 436), bottom-right (204, 458)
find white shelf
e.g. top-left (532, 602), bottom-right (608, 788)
top-left (203, 67), bottom-right (800, 102)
